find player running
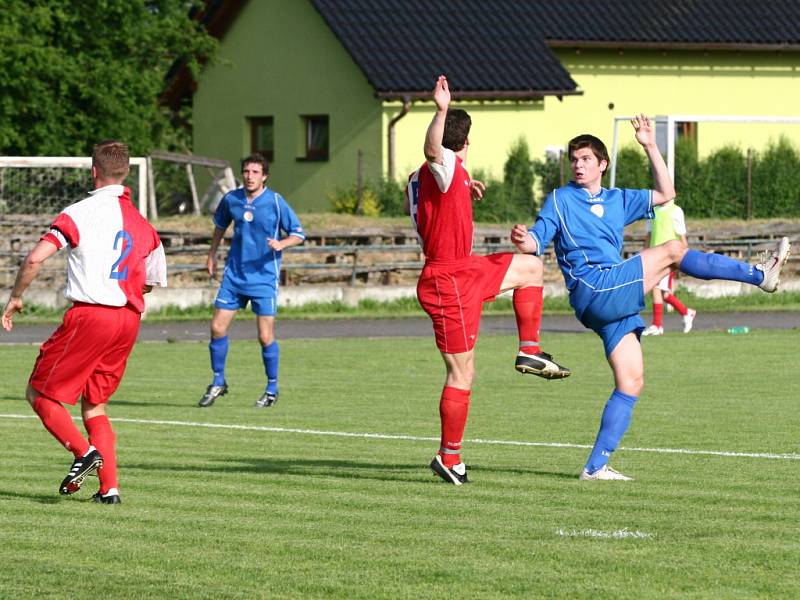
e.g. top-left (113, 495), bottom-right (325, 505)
top-left (199, 153), bottom-right (305, 409)
top-left (512, 116), bottom-right (790, 480)
top-left (2, 140), bottom-right (167, 503)
top-left (642, 200), bottom-right (696, 335)
top-left (405, 75), bottom-right (570, 486)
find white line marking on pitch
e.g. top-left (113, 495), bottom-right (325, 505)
top-left (1, 414), bottom-right (799, 461)
top-left (556, 528), bottom-right (654, 540)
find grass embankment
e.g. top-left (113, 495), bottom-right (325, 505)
top-left (10, 289), bottom-right (800, 324)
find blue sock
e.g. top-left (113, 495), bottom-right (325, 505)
top-left (209, 336), bottom-right (229, 386)
top-left (262, 341), bottom-right (279, 395)
top-left (679, 249), bottom-right (763, 286)
top-left (585, 390), bottom-right (638, 474)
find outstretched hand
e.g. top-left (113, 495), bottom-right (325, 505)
top-left (510, 224), bottom-right (537, 254)
top-left (469, 179), bottom-right (485, 202)
top-left (433, 75), bottom-right (450, 112)
top-left (631, 114), bottom-right (656, 148)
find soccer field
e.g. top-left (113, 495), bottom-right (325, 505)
top-left (1, 330), bottom-right (798, 599)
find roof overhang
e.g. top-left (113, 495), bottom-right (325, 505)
top-left (547, 40), bottom-right (800, 52)
top-left (376, 89), bottom-right (583, 101)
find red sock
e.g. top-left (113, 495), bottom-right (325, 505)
top-left (85, 415), bottom-right (117, 493)
top-left (513, 286), bottom-right (542, 354)
top-left (33, 396), bottom-right (90, 457)
top-left (664, 294), bottom-right (688, 316)
top-left (652, 303), bottom-right (664, 328)
top-left (438, 386), bottom-right (471, 467)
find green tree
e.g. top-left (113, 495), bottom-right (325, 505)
top-left (502, 137), bottom-right (535, 216)
top-left (0, 0), bottom-right (216, 156)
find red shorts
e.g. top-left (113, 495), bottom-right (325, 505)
top-left (29, 303), bottom-right (141, 405)
top-left (416, 253), bottom-right (514, 354)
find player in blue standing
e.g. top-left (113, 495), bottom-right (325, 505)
top-left (511, 115), bottom-right (791, 480)
top-left (199, 153), bottom-right (305, 408)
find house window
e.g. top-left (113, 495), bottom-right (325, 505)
top-left (300, 115), bottom-right (329, 161)
top-left (249, 117), bottom-right (274, 161)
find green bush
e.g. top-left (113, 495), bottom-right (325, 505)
top-left (532, 151), bottom-right (565, 202)
top-left (751, 136), bottom-right (800, 218)
top-left (327, 185), bottom-right (381, 217)
top-left (503, 137), bottom-right (536, 215)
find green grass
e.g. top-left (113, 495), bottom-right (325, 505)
top-left (1, 329), bottom-right (799, 598)
top-left (11, 289), bottom-right (800, 323)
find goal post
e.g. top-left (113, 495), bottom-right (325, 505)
top-left (0, 156), bottom-right (150, 218)
top-left (609, 114), bottom-right (800, 187)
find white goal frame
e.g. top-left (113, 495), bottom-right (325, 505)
top-left (609, 114), bottom-right (800, 188)
top-left (0, 156), bottom-right (150, 217)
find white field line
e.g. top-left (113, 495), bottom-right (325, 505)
top-left (556, 528), bottom-right (655, 540)
top-left (1, 413), bottom-right (799, 461)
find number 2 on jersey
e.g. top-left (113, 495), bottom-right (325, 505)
top-left (110, 230), bottom-right (133, 280)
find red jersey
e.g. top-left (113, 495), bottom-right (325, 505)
top-left (406, 149), bottom-right (474, 262)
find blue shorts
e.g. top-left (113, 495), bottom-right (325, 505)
top-left (214, 285), bottom-right (277, 316)
top-left (570, 255), bottom-right (646, 356)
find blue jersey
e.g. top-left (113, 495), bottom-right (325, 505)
top-left (213, 187), bottom-right (305, 296)
top-left (529, 181), bottom-right (653, 297)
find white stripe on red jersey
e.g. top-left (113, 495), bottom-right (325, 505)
top-left (42, 185), bottom-right (167, 313)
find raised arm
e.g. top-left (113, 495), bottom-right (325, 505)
top-left (423, 75), bottom-right (450, 164)
top-left (632, 114), bottom-right (675, 206)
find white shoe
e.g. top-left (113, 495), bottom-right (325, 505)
top-left (682, 308), bottom-right (697, 333)
top-left (642, 325), bottom-right (663, 336)
top-left (579, 465), bottom-right (633, 481)
top-left (756, 237), bottom-right (791, 293)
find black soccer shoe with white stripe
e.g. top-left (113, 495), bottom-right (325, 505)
top-left (92, 491), bottom-right (122, 504)
top-left (430, 455), bottom-right (469, 485)
top-left (59, 448), bottom-right (103, 495)
top-left (254, 391), bottom-right (278, 408)
top-left (198, 383), bottom-right (228, 407)
top-left (515, 351), bottom-right (571, 380)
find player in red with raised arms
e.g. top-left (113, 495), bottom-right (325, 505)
top-left (2, 140), bottom-right (167, 504)
top-left (405, 76), bottom-right (570, 485)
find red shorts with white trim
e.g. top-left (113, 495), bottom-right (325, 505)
top-left (29, 303), bottom-right (141, 405)
top-left (416, 253), bottom-right (514, 354)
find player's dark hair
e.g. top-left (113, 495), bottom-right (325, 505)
top-left (242, 153), bottom-right (270, 175)
top-left (568, 134), bottom-right (610, 174)
top-left (92, 140), bottom-right (129, 180)
top-left (442, 109), bottom-right (471, 152)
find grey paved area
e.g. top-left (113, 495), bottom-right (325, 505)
top-left (2, 311), bottom-right (797, 345)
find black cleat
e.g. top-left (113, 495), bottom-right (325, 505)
top-left (430, 455), bottom-right (469, 485)
top-left (59, 448), bottom-right (103, 495)
top-left (515, 351), bottom-right (571, 379)
top-left (92, 491), bottom-right (122, 504)
top-left (199, 383), bottom-right (228, 407)
top-left (254, 391), bottom-right (278, 408)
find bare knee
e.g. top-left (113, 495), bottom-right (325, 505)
top-left (210, 320), bottom-right (229, 339)
top-left (665, 239), bottom-right (688, 266)
top-left (259, 333), bottom-right (275, 346)
top-left (617, 374), bottom-right (644, 397)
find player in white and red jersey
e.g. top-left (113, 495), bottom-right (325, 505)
top-left (2, 140), bottom-right (167, 504)
top-left (404, 76), bottom-right (570, 486)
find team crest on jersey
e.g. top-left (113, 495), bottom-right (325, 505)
top-left (243, 210), bottom-right (254, 222)
top-left (590, 204), bottom-right (605, 218)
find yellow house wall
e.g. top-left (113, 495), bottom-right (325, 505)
top-left (388, 49), bottom-right (800, 185)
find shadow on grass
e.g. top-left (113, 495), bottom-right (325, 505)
top-left (0, 490), bottom-right (63, 504)
top-left (122, 457), bottom-right (577, 483)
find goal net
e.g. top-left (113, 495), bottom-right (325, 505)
top-left (0, 156), bottom-right (149, 217)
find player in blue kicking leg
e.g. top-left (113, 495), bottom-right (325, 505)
top-left (512, 115), bottom-right (791, 480)
top-left (199, 153), bottom-right (305, 409)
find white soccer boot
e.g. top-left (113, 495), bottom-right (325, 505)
top-left (756, 237), bottom-right (791, 293)
top-left (579, 465), bottom-right (633, 481)
top-left (642, 325), bottom-right (663, 336)
top-left (682, 308), bottom-right (697, 333)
